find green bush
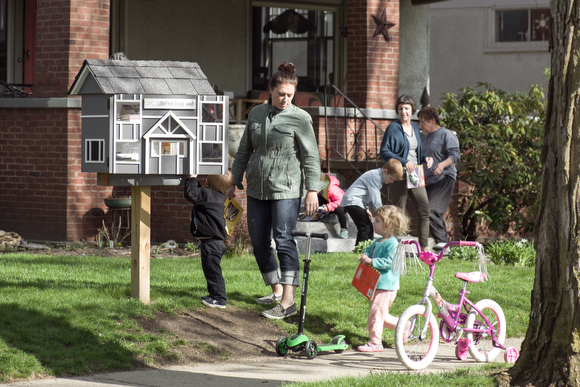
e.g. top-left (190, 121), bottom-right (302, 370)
top-left (353, 239), bottom-right (374, 254)
top-left (485, 239), bottom-right (536, 267)
top-left (446, 246), bottom-right (480, 261)
top-left (184, 242), bottom-right (198, 252)
top-left (439, 83), bottom-right (545, 240)
top-left (224, 214), bottom-right (252, 257)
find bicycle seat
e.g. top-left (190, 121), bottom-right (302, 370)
top-left (455, 271), bottom-right (485, 283)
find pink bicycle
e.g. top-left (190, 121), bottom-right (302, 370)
top-left (393, 240), bottom-right (519, 370)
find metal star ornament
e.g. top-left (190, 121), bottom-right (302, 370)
top-left (372, 8), bottom-right (396, 42)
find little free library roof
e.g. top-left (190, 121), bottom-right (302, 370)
top-left (69, 59), bottom-right (216, 96)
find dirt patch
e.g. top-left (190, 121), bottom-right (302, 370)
top-left (7, 241), bottom-right (199, 259)
top-left (138, 308), bottom-right (286, 365)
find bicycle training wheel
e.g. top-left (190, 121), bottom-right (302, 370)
top-left (465, 299), bottom-right (506, 362)
top-left (394, 304), bottom-right (439, 370)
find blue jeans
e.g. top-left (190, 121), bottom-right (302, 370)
top-left (247, 196), bottom-right (300, 286)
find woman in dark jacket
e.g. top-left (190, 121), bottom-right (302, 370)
top-left (379, 95), bottom-right (432, 251)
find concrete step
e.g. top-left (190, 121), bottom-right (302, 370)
top-left (293, 216), bottom-right (435, 255)
top-left (294, 217), bottom-right (361, 254)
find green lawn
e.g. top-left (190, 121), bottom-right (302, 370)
top-left (0, 250), bottom-right (534, 383)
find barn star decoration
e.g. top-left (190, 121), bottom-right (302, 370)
top-left (372, 8), bottom-right (396, 42)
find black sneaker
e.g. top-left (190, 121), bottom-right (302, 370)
top-left (200, 295), bottom-right (211, 301)
top-left (202, 297), bottom-right (226, 309)
top-left (262, 303), bottom-right (297, 319)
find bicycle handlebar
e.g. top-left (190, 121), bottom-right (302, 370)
top-left (400, 239), bottom-right (482, 266)
top-left (291, 230), bottom-right (329, 240)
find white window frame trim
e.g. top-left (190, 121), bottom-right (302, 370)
top-left (85, 139), bottom-right (105, 163)
top-left (485, 6), bottom-right (550, 53)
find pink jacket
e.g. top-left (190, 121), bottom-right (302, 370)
top-left (322, 174), bottom-right (345, 212)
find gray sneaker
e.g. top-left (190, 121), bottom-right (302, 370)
top-left (262, 303), bottom-right (297, 320)
top-left (256, 292), bottom-right (283, 304)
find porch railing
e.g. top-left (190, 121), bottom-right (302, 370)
top-left (320, 84), bottom-right (386, 176)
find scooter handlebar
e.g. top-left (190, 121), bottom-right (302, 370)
top-left (291, 230), bottom-right (329, 240)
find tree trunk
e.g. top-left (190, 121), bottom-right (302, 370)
top-left (507, 1), bottom-right (580, 386)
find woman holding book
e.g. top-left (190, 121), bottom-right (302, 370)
top-left (379, 95), bottom-right (432, 251)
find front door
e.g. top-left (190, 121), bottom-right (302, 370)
top-left (155, 140), bottom-right (186, 174)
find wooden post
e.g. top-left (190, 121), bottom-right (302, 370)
top-left (131, 186), bottom-right (151, 304)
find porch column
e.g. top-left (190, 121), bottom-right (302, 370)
top-left (346, 0), bottom-right (400, 110)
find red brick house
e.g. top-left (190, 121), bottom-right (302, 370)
top-left (0, 0), bottom-right (453, 244)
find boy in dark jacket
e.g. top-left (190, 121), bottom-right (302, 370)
top-left (184, 173), bottom-right (233, 308)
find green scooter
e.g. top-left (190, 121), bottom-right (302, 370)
top-left (275, 230), bottom-right (349, 359)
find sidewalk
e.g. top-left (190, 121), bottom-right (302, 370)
top-left (2, 338), bottom-right (522, 387)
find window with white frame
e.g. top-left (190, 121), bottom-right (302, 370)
top-left (85, 139), bottom-right (105, 163)
top-left (487, 7), bottom-right (550, 50)
top-left (495, 8), bottom-right (550, 42)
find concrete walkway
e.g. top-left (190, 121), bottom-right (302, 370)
top-left (2, 338), bottom-right (522, 387)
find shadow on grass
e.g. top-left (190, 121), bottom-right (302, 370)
top-left (226, 290), bottom-right (370, 348)
top-left (0, 303), bottom-right (140, 381)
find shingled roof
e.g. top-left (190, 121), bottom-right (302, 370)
top-left (68, 59), bottom-right (216, 96)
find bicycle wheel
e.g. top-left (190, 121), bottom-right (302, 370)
top-left (465, 299), bottom-right (506, 362)
top-left (394, 304), bottom-right (439, 370)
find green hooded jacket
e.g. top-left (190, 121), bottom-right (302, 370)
top-left (231, 103), bottom-right (322, 200)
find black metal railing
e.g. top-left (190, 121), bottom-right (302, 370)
top-left (321, 84), bottom-right (385, 176)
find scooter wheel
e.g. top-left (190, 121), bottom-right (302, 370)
top-left (332, 336), bottom-right (346, 353)
top-left (276, 337), bottom-right (289, 356)
top-left (305, 340), bottom-right (318, 359)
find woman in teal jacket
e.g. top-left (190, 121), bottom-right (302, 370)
top-left (228, 62), bottom-right (322, 320)
top-left (379, 95), bottom-right (432, 251)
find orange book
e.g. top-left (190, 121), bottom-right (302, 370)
top-left (352, 262), bottom-right (381, 300)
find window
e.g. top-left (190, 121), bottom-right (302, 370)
top-left (0, 0), bottom-right (35, 87)
top-left (201, 102), bottom-right (224, 123)
top-left (252, 6), bottom-right (335, 91)
top-left (85, 140), bottom-right (105, 163)
top-left (151, 141), bottom-right (185, 157)
top-left (200, 143), bottom-right (222, 163)
top-left (116, 142), bottom-right (139, 162)
top-left (495, 8), bottom-right (550, 42)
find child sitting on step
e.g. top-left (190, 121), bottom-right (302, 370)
top-left (318, 173), bottom-right (349, 238)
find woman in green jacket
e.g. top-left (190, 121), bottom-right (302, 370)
top-left (228, 62), bottom-right (322, 320)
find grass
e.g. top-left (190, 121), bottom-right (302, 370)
top-left (286, 364), bottom-right (508, 387)
top-left (0, 250), bottom-right (534, 383)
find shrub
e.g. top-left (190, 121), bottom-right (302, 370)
top-left (184, 241), bottom-right (198, 252)
top-left (224, 214), bottom-right (252, 257)
top-left (446, 246), bottom-right (480, 261)
top-left (439, 83), bottom-right (545, 240)
top-left (353, 239), bottom-right (374, 254)
top-left (485, 239), bottom-right (536, 267)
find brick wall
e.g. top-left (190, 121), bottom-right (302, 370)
top-left (0, 108), bottom-right (99, 241)
top-left (347, 0), bottom-right (400, 109)
top-left (0, 1), bottom-right (112, 242)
